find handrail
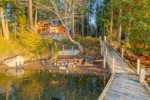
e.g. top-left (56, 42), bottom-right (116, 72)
top-left (99, 36), bottom-right (115, 74)
top-left (105, 36), bottom-right (140, 74)
top-left (98, 36), bottom-right (115, 100)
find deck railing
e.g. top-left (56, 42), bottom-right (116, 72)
top-left (105, 37), bottom-right (140, 74)
top-left (99, 37), bottom-right (115, 74)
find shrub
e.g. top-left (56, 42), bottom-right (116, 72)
top-left (74, 34), bottom-right (82, 42)
top-left (0, 36), bottom-right (22, 55)
top-left (60, 39), bottom-right (72, 44)
top-left (19, 31), bottom-right (53, 56)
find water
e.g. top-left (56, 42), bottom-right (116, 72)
top-left (0, 69), bottom-right (110, 100)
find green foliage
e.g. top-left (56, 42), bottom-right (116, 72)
top-left (19, 31), bottom-right (53, 56)
top-left (145, 37), bottom-right (150, 46)
top-left (78, 36), bottom-right (100, 55)
top-left (102, 0), bottom-right (150, 55)
top-left (60, 39), bottom-right (72, 44)
top-left (73, 34), bottom-right (82, 42)
top-left (18, 14), bottom-right (29, 32)
top-left (51, 45), bottom-right (60, 58)
top-left (0, 0), bottom-right (12, 5)
top-left (0, 36), bottom-right (23, 56)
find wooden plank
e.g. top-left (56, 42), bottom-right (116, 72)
top-left (107, 85), bottom-right (150, 100)
top-left (104, 90), bottom-right (134, 100)
top-left (98, 75), bottom-right (114, 100)
top-left (99, 39), bottom-right (150, 100)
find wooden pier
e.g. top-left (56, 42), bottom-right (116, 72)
top-left (98, 37), bottom-right (150, 100)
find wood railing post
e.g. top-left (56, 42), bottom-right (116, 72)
top-left (63, 45), bottom-right (65, 55)
top-left (103, 48), bottom-right (106, 68)
top-left (100, 37), bottom-right (103, 56)
top-left (139, 66), bottom-right (145, 83)
top-left (100, 42), bottom-right (103, 56)
top-left (121, 48), bottom-right (124, 58)
top-left (112, 57), bottom-right (115, 73)
top-left (106, 47), bottom-right (107, 57)
top-left (104, 36), bottom-right (106, 42)
top-left (101, 45), bottom-right (103, 56)
top-left (101, 42), bottom-right (104, 55)
top-left (137, 58), bottom-right (140, 74)
top-left (72, 46), bottom-right (74, 55)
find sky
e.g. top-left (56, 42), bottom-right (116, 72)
top-left (90, 0), bottom-right (104, 27)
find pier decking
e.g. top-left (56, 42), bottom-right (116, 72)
top-left (99, 39), bottom-right (150, 100)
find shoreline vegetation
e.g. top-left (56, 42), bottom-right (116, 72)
top-left (0, 35), bottom-right (109, 76)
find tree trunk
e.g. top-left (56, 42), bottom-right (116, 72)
top-left (72, 7), bottom-right (75, 38)
top-left (117, 6), bottom-right (122, 44)
top-left (28, 0), bottom-right (33, 30)
top-left (0, 6), bottom-right (9, 40)
top-left (110, 0), bottom-right (113, 34)
top-left (5, 5), bottom-right (10, 37)
top-left (34, 3), bottom-right (38, 32)
top-left (82, 12), bottom-right (84, 37)
top-left (125, 11), bottom-right (131, 48)
top-left (66, 26), bottom-right (83, 53)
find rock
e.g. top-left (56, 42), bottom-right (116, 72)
top-left (72, 65), bottom-right (76, 68)
top-left (59, 66), bottom-right (66, 70)
top-left (6, 69), bottom-right (24, 77)
top-left (146, 68), bottom-right (150, 75)
top-left (54, 62), bottom-right (57, 66)
top-left (3, 55), bottom-right (24, 67)
top-left (66, 70), bottom-right (68, 74)
top-left (49, 70), bottom-right (52, 73)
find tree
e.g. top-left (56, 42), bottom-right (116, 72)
top-left (0, 0), bottom-right (12, 40)
top-left (102, 0), bottom-right (150, 55)
top-left (28, 0), bottom-right (33, 30)
top-left (117, 5), bottom-right (122, 44)
top-left (45, 0), bottom-right (92, 53)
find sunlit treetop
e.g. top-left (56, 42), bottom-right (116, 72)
top-left (0, 0), bottom-right (12, 5)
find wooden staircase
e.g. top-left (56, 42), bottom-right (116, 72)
top-left (84, 53), bottom-right (94, 66)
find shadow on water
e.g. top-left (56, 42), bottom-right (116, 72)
top-left (0, 70), bottom-right (110, 100)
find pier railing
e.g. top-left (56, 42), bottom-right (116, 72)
top-left (99, 37), bottom-right (115, 74)
top-left (105, 37), bottom-right (140, 74)
top-left (58, 45), bottom-right (79, 56)
top-left (104, 37), bottom-right (150, 89)
top-left (99, 36), bottom-right (150, 100)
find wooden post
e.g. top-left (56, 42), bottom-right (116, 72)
top-left (139, 66), bottom-right (145, 84)
top-left (102, 42), bottom-right (104, 55)
top-left (63, 45), bottom-right (65, 55)
top-left (72, 46), bottom-right (74, 55)
top-left (106, 47), bottom-right (107, 57)
top-left (121, 48), bottom-right (124, 58)
top-left (101, 43), bottom-right (103, 55)
top-left (112, 57), bottom-right (115, 73)
top-left (104, 36), bottom-right (106, 42)
top-left (101, 42), bottom-right (104, 55)
top-left (137, 58), bottom-right (140, 74)
top-left (103, 49), bottom-right (106, 68)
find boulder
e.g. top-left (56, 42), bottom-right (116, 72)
top-left (3, 55), bottom-right (24, 67)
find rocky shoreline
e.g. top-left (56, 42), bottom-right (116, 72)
top-left (0, 59), bottom-right (111, 76)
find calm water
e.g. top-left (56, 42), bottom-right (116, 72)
top-left (0, 69), bottom-right (110, 100)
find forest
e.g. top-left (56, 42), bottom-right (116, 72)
top-left (0, 0), bottom-right (150, 64)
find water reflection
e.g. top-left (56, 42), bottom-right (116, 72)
top-left (6, 69), bottom-right (24, 77)
top-left (0, 70), bottom-right (110, 100)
